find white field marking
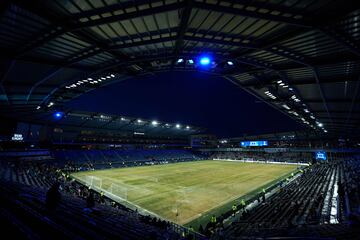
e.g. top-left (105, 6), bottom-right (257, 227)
top-left (103, 175), bottom-right (154, 195)
top-left (73, 161), bottom-right (297, 225)
top-left (180, 188), bottom-right (251, 224)
top-left (124, 163), bottom-right (294, 224)
top-left (71, 175), bottom-right (168, 221)
top-left (180, 170), bottom-right (297, 224)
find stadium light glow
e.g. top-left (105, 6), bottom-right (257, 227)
top-left (176, 124), bottom-right (181, 129)
top-left (36, 106), bottom-right (41, 110)
top-left (227, 61), bottom-right (234, 66)
top-left (282, 104), bottom-right (291, 110)
top-left (177, 58), bottom-right (184, 63)
top-left (137, 119), bottom-right (142, 123)
top-left (188, 59), bottom-right (194, 64)
top-left (317, 123), bottom-right (323, 127)
top-left (151, 120), bottom-right (158, 126)
top-left (186, 126), bottom-right (190, 129)
top-left (54, 111), bottom-right (63, 119)
top-left (199, 56), bottom-right (211, 66)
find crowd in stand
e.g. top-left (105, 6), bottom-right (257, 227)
top-left (0, 149), bottom-right (360, 239)
top-left (338, 157), bottom-right (360, 221)
top-left (0, 149), bottom-right (205, 240)
top-left (52, 149), bottom-right (204, 170)
top-left (210, 157), bottom-right (360, 239)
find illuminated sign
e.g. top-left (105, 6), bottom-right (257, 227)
top-left (11, 134), bottom-right (23, 141)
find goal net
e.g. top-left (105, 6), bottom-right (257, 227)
top-left (110, 183), bottom-right (128, 201)
top-left (85, 176), bottom-right (103, 190)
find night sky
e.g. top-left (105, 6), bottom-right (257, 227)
top-left (67, 71), bottom-right (303, 137)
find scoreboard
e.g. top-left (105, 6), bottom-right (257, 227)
top-left (240, 141), bottom-right (268, 147)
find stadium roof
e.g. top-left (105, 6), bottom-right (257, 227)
top-left (0, 0), bottom-right (360, 137)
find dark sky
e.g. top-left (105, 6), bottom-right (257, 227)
top-left (66, 71), bottom-right (303, 137)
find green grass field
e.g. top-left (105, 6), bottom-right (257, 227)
top-left (72, 160), bottom-right (297, 227)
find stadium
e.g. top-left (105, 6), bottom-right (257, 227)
top-left (0, 0), bottom-right (359, 239)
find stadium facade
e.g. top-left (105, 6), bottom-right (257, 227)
top-left (0, 1), bottom-right (360, 239)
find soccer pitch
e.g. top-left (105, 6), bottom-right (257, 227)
top-left (72, 160), bottom-right (297, 226)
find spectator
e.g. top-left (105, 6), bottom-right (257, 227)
top-left (86, 191), bottom-right (95, 209)
top-left (46, 182), bottom-right (61, 212)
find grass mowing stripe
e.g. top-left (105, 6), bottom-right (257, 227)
top-left (72, 160), bottom-right (298, 229)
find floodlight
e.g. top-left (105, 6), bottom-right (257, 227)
top-left (282, 104), bottom-right (291, 110)
top-left (177, 58), bottom-right (184, 63)
top-left (200, 57), bottom-right (210, 65)
top-left (54, 112), bottom-right (63, 119)
top-left (227, 61), bottom-right (234, 66)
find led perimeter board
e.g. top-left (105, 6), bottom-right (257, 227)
top-left (240, 141), bottom-right (268, 147)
